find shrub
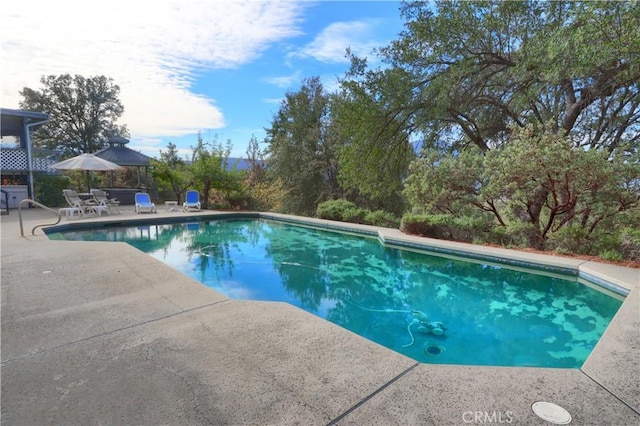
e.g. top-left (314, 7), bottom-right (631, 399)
top-left (600, 249), bottom-right (623, 262)
top-left (450, 216), bottom-right (491, 243)
top-left (405, 124), bottom-right (640, 253)
top-left (364, 210), bottom-right (401, 228)
top-left (401, 213), bottom-right (430, 235)
top-left (546, 225), bottom-right (588, 253)
top-left (225, 190), bottom-right (249, 210)
top-left (487, 225), bottom-right (509, 246)
top-left (342, 207), bottom-right (367, 224)
top-left (620, 228), bottom-right (640, 262)
top-left (400, 213), bottom-right (452, 238)
top-left (247, 179), bottom-right (288, 212)
top-left (316, 199), bottom-right (359, 221)
top-left (545, 225), bottom-right (628, 258)
top-left (588, 230), bottom-right (621, 255)
top-left (35, 174), bottom-right (70, 207)
top-left (317, 200), bottom-right (401, 227)
top-left (501, 221), bottom-right (541, 249)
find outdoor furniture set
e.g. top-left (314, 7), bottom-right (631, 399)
top-left (60, 189), bottom-right (121, 219)
top-left (60, 189), bottom-right (202, 218)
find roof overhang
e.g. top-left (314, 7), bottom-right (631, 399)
top-left (1, 108), bottom-right (50, 137)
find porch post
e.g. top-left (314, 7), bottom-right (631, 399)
top-left (24, 117), bottom-right (50, 202)
top-left (23, 120), bottom-right (35, 201)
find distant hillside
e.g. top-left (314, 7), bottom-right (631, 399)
top-left (227, 158), bottom-right (265, 171)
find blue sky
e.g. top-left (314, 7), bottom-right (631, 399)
top-left (1, 0), bottom-right (405, 159)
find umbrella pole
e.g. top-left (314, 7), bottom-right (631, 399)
top-left (86, 170), bottom-right (91, 194)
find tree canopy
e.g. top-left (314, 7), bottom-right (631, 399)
top-left (341, 1), bottom-right (639, 155)
top-left (265, 77), bottom-right (342, 216)
top-left (405, 124), bottom-right (640, 249)
top-left (151, 142), bottom-right (192, 204)
top-left (190, 134), bottom-right (244, 209)
top-left (334, 64), bottom-right (415, 210)
top-left (19, 74), bottom-right (128, 157)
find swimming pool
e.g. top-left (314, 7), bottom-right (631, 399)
top-left (47, 218), bottom-right (623, 368)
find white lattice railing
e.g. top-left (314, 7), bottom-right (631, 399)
top-left (1, 148), bottom-right (59, 172)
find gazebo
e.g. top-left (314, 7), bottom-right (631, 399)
top-left (94, 136), bottom-right (155, 204)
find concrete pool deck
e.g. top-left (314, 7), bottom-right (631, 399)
top-left (1, 207), bottom-right (638, 425)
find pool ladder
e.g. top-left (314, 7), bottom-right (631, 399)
top-left (17, 199), bottom-right (61, 237)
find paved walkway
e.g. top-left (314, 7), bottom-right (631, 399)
top-left (1, 207), bottom-right (638, 425)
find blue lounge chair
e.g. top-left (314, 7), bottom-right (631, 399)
top-left (183, 190), bottom-right (201, 212)
top-left (135, 192), bottom-right (156, 214)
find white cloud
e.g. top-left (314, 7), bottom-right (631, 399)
top-left (0, 0), bottom-right (306, 139)
top-left (291, 19), bottom-right (383, 64)
top-left (263, 71), bottom-right (303, 89)
top-left (263, 97), bottom-right (284, 105)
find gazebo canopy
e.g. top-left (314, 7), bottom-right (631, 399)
top-left (93, 137), bottom-right (154, 195)
top-left (94, 137), bottom-right (152, 166)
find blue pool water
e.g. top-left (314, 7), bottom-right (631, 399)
top-left (48, 219), bottom-right (623, 367)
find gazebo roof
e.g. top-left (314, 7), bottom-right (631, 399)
top-left (94, 137), bottom-right (153, 167)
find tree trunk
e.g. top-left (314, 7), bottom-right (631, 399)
top-left (527, 186), bottom-right (550, 249)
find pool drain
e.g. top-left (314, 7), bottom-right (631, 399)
top-left (531, 401), bottom-right (572, 424)
top-left (424, 344), bottom-right (444, 356)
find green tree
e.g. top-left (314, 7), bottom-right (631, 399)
top-left (482, 126), bottom-right (640, 248)
top-left (19, 74), bottom-right (128, 156)
top-left (377, 1), bottom-right (639, 152)
top-left (264, 77), bottom-right (342, 216)
top-left (339, 1), bottom-right (639, 163)
top-left (190, 134), bottom-right (243, 209)
top-left (405, 124), bottom-right (640, 250)
top-left (333, 65), bottom-right (415, 213)
top-left (151, 142), bottom-right (192, 203)
top-left (245, 134), bottom-right (266, 186)
top-left (244, 134), bottom-right (286, 211)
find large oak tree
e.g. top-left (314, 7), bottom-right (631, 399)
top-left (19, 74), bottom-right (128, 157)
top-left (340, 1), bottom-right (639, 157)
